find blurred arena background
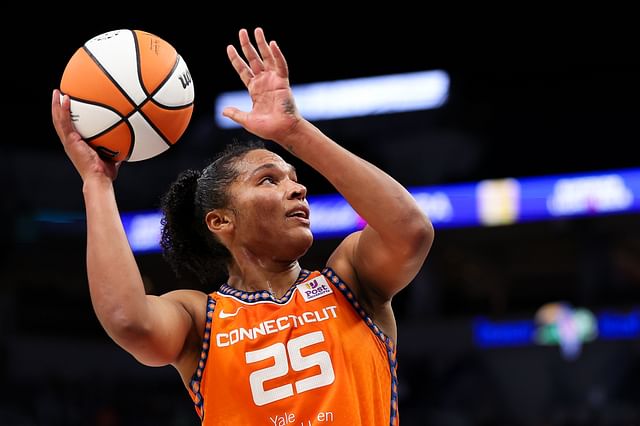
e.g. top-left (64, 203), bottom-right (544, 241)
top-left (1, 11), bottom-right (639, 426)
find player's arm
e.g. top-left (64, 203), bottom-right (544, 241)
top-left (288, 122), bottom-right (433, 300)
top-left (52, 90), bottom-right (198, 366)
top-left (222, 29), bottom-right (434, 303)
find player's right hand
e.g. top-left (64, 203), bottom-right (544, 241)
top-left (52, 89), bottom-right (120, 182)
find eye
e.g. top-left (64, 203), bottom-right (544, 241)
top-left (259, 176), bottom-right (276, 185)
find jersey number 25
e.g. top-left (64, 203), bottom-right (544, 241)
top-left (245, 331), bottom-right (335, 406)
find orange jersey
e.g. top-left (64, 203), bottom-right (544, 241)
top-left (188, 267), bottom-right (399, 426)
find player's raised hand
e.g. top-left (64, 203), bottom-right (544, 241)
top-left (52, 89), bottom-right (120, 182)
top-left (223, 28), bottom-right (302, 144)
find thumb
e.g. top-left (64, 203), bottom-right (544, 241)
top-left (222, 107), bottom-right (249, 127)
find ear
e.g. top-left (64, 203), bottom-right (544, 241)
top-left (205, 209), bottom-right (235, 236)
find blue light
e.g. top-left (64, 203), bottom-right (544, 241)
top-left (121, 211), bottom-right (163, 254)
top-left (118, 167), bottom-right (640, 253)
top-left (598, 310), bottom-right (640, 340)
top-left (215, 70), bottom-right (450, 128)
top-left (473, 308), bottom-right (640, 349)
top-left (473, 318), bottom-right (535, 348)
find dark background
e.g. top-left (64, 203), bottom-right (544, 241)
top-left (2, 10), bottom-right (639, 426)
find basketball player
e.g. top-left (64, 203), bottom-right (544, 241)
top-left (51, 27), bottom-right (433, 425)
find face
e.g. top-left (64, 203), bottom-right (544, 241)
top-left (224, 149), bottom-right (313, 261)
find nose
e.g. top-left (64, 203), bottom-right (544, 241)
top-left (288, 181), bottom-right (307, 200)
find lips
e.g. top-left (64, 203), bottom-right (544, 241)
top-left (285, 205), bottom-right (310, 220)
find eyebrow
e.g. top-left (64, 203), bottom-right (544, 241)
top-left (249, 163), bottom-right (297, 178)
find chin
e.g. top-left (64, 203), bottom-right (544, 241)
top-left (281, 229), bottom-right (314, 260)
top-left (255, 222), bottom-right (314, 261)
top-left (293, 230), bottom-right (314, 256)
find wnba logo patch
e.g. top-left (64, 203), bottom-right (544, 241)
top-left (297, 276), bottom-right (333, 302)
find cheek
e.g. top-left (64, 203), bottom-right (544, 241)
top-left (253, 208), bottom-right (282, 235)
top-left (255, 196), bottom-right (281, 218)
top-left (236, 193), bottom-right (282, 231)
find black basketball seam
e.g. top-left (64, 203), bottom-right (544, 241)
top-left (136, 110), bottom-right (174, 148)
top-left (85, 120), bottom-right (124, 142)
top-left (84, 119), bottom-right (134, 162)
top-left (132, 30), bottom-right (150, 98)
top-left (129, 43), bottom-right (188, 147)
top-left (82, 39), bottom-right (139, 161)
top-left (63, 94), bottom-right (142, 154)
top-left (64, 95), bottom-right (125, 141)
top-left (148, 55), bottom-right (194, 109)
top-left (82, 44), bottom-right (138, 110)
top-left (134, 32), bottom-right (191, 110)
top-left (123, 119), bottom-right (135, 161)
top-left (147, 54), bottom-right (181, 100)
top-left (64, 95), bottom-right (125, 119)
top-left (149, 98), bottom-right (194, 110)
top-left (110, 32), bottom-right (181, 150)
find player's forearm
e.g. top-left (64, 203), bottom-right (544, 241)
top-left (281, 120), bottom-right (432, 246)
top-left (82, 177), bottom-right (151, 339)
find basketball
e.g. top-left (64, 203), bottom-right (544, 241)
top-left (60, 29), bottom-right (194, 162)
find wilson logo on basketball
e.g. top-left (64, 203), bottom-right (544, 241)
top-left (179, 71), bottom-right (192, 89)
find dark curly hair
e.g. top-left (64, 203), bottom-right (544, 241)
top-left (160, 140), bottom-right (265, 286)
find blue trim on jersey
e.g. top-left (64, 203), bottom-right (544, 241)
top-left (217, 269), bottom-right (311, 304)
top-left (189, 295), bottom-right (216, 422)
top-left (188, 269), bottom-right (311, 421)
top-left (189, 268), bottom-right (399, 424)
top-left (321, 267), bottom-right (399, 426)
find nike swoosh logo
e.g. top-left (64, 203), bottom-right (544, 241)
top-left (218, 307), bottom-right (244, 319)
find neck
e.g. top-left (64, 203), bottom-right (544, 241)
top-left (226, 247), bottom-right (302, 299)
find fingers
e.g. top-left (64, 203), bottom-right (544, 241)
top-left (239, 28), bottom-right (265, 75)
top-left (222, 106), bottom-right (248, 127)
top-left (51, 89), bottom-right (61, 138)
top-left (52, 89), bottom-right (85, 152)
top-left (269, 40), bottom-right (289, 78)
top-left (51, 89), bottom-right (63, 124)
top-left (226, 45), bottom-right (253, 88)
top-left (254, 28), bottom-right (276, 70)
top-left (228, 28), bottom-right (282, 84)
top-left (51, 89), bottom-right (74, 141)
top-left (51, 88), bottom-right (60, 109)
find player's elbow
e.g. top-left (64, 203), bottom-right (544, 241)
top-left (102, 309), bottom-right (153, 343)
top-left (403, 212), bottom-right (434, 255)
top-left (104, 316), bottom-right (174, 366)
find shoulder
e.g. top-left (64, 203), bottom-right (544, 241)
top-left (326, 232), bottom-right (361, 294)
top-left (325, 232), bottom-right (397, 340)
top-left (162, 288), bottom-right (209, 303)
top-left (326, 231), bottom-right (380, 307)
top-left (162, 290), bottom-right (210, 373)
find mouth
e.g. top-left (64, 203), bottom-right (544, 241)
top-left (285, 206), bottom-right (310, 224)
